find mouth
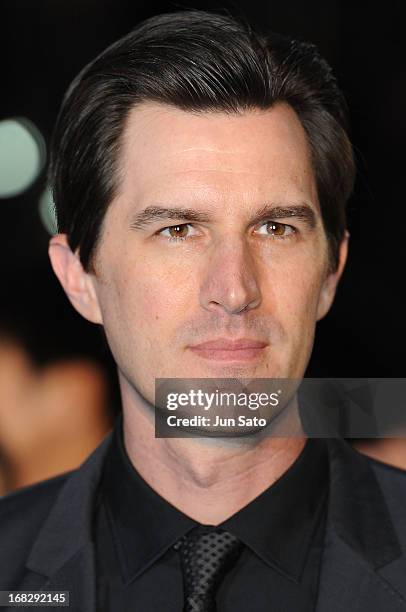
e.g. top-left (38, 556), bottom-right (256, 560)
top-left (188, 337), bottom-right (268, 363)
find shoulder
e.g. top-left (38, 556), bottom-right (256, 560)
top-left (0, 471), bottom-right (75, 573)
top-left (0, 431), bottom-right (114, 588)
top-left (0, 470), bottom-right (74, 518)
top-left (367, 454), bottom-right (406, 497)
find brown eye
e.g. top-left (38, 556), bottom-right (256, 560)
top-left (267, 222), bottom-right (286, 236)
top-left (168, 224), bottom-right (189, 239)
top-left (158, 223), bottom-right (196, 242)
top-left (256, 221), bottom-right (295, 239)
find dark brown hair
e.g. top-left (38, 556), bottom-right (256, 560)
top-left (49, 9), bottom-right (355, 273)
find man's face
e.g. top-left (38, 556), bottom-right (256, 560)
top-left (53, 101), bottom-right (347, 403)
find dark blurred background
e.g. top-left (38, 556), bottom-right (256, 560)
top-left (0, 0), bottom-right (404, 381)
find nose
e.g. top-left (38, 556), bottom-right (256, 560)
top-left (199, 237), bottom-right (262, 315)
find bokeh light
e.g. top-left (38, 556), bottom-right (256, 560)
top-left (0, 117), bottom-right (46, 198)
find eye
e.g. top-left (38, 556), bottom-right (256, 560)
top-left (157, 223), bottom-right (197, 242)
top-left (255, 221), bottom-right (296, 239)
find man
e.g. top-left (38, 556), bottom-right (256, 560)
top-left (1, 9), bottom-right (406, 612)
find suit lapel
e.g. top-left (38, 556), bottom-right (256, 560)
top-left (42, 543), bottom-right (96, 612)
top-left (316, 438), bottom-right (406, 611)
top-left (22, 431), bottom-right (113, 612)
top-left (316, 526), bottom-right (406, 612)
top-left (16, 543), bottom-right (96, 612)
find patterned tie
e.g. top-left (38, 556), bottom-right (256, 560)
top-left (174, 526), bottom-right (243, 612)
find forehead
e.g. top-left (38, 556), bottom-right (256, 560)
top-left (117, 101), bottom-right (318, 211)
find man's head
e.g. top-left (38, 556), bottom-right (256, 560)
top-left (49, 10), bottom-right (355, 401)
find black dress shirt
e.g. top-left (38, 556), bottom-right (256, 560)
top-left (94, 416), bottom-right (329, 611)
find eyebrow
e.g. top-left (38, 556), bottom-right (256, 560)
top-left (129, 202), bottom-right (317, 231)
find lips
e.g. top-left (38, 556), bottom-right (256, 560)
top-left (188, 337), bottom-right (268, 362)
top-left (190, 338), bottom-right (268, 350)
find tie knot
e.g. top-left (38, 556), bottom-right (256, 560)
top-left (175, 526), bottom-right (243, 612)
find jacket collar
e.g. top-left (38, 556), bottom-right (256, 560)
top-left (26, 430), bottom-right (113, 578)
top-left (325, 437), bottom-right (401, 568)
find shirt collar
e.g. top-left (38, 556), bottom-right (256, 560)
top-left (102, 413), bottom-right (328, 585)
top-left (220, 435), bottom-right (328, 581)
top-left (102, 414), bottom-right (197, 585)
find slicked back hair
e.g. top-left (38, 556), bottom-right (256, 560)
top-left (49, 9), bottom-right (355, 273)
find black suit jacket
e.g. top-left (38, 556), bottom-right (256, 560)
top-left (1, 433), bottom-right (406, 611)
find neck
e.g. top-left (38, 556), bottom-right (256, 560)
top-left (120, 375), bottom-right (306, 524)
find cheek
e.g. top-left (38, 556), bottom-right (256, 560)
top-left (268, 264), bottom-right (323, 375)
top-left (103, 258), bottom-right (193, 336)
top-left (269, 259), bottom-right (324, 330)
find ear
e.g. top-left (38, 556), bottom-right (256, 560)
top-left (316, 230), bottom-right (349, 321)
top-left (48, 234), bottom-right (103, 324)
